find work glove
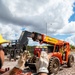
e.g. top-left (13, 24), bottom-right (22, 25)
top-left (35, 51), bottom-right (49, 74)
top-left (1, 50), bottom-right (32, 75)
top-left (16, 53), bottom-right (26, 70)
top-left (16, 50), bottom-right (31, 70)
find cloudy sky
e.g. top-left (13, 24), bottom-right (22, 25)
top-left (0, 0), bottom-right (75, 45)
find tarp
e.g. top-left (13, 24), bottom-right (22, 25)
top-left (0, 34), bottom-right (10, 44)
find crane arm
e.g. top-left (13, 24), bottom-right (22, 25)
top-left (19, 31), bottom-right (64, 45)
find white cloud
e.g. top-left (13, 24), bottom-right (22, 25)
top-left (0, 23), bottom-right (22, 40)
top-left (57, 21), bottom-right (75, 34)
top-left (65, 34), bottom-right (75, 46)
top-left (28, 38), bottom-right (47, 46)
top-left (0, 0), bottom-right (75, 45)
top-left (28, 38), bottom-right (40, 46)
top-left (1, 0), bottom-right (74, 32)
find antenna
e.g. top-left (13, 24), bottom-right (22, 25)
top-left (46, 22), bottom-right (47, 35)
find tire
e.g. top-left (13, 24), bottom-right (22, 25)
top-left (48, 57), bottom-right (60, 74)
top-left (67, 54), bottom-right (74, 67)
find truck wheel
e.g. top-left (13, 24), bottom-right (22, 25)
top-left (48, 57), bottom-right (60, 74)
top-left (67, 54), bottom-right (74, 67)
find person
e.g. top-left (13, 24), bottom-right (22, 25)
top-left (59, 46), bottom-right (64, 54)
top-left (1, 50), bottom-right (32, 75)
top-left (0, 44), bottom-right (4, 69)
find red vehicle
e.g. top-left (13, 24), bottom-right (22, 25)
top-left (34, 46), bottom-right (48, 57)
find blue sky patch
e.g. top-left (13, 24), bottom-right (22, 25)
top-left (69, 2), bottom-right (75, 22)
top-left (51, 34), bottom-right (72, 40)
top-left (21, 27), bottom-right (26, 31)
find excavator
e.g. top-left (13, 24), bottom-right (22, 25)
top-left (0, 31), bottom-right (74, 75)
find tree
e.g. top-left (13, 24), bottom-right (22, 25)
top-left (70, 45), bottom-right (75, 49)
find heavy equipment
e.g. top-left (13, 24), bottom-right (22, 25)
top-left (4, 33), bottom-right (28, 61)
top-left (19, 31), bottom-right (74, 74)
top-left (0, 30), bottom-right (74, 75)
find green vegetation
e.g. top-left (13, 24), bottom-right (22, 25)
top-left (26, 44), bottom-right (75, 54)
top-left (70, 45), bottom-right (75, 51)
top-left (27, 45), bottom-right (36, 55)
top-left (70, 45), bottom-right (75, 49)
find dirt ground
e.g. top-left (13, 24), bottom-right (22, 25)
top-left (2, 58), bottom-right (17, 69)
top-left (56, 64), bottom-right (75, 75)
top-left (2, 53), bottom-right (75, 75)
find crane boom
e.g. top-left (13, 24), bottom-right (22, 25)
top-left (18, 31), bottom-right (65, 45)
top-left (43, 35), bottom-right (62, 45)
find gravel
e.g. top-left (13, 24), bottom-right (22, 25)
top-left (56, 64), bottom-right (75, 75)
top-left (3, 60), bottom-right (75, 75)
top-left (2, 53), bottom-right (75, 75)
